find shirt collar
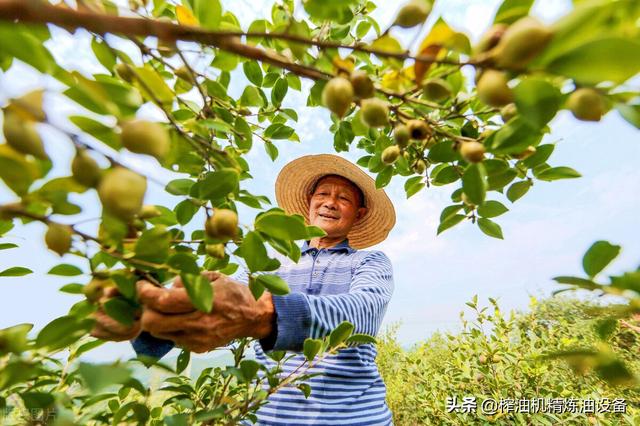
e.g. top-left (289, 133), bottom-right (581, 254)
top-left (301, 239), bottom-right (355, 254)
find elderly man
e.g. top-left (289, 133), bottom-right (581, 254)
top-left (92, 154), bottom-right (396, 425)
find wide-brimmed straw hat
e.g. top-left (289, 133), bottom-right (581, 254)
top-left (275, 154), bottom-right (396, 249)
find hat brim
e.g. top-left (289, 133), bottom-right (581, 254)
top-left (275, 154), bottom-right (396, 249)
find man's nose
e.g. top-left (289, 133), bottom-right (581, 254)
top-left (322, 195), bottom-right (338, 209)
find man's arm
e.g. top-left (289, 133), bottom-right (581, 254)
top-left (263, 251), bottom-right (393, 351)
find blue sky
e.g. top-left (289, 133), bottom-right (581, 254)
top-left (0, 0), bottom-right (639, 361)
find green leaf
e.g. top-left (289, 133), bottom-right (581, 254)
top-left (91, 37), bottom-right (116, 71)
top-left (0, 23), bottom-right (56, 74)
top-left (437, 214), bottom-right (466, 235)
top-left (303, 0), bottom-right (357, 22)
top-left (271, 77), bottom-right (288, 105)
top-left (0, 221), bottom-right (14, 236)
top-left (167, 253), bottom-right (200, 276)
top-left (48, 264), bottom-right (83, 276)
top-left (134, 226), bottom-right (171, 263)
top-left (610, 272), bottom-right (640, 293)
top-left (194, 0), bottom-right (222, 29)
top-left (255, 211), bottom-right (323, 241)
top-left (175, 200), bottom-right (199, 226)
top-left (103, 298), bottom-right (138, 327)
top-left (165, 179), bottom-right (195, 196)
top-left (255, 274), bottom-right (290, 296)
top-left (491, 117), bottom-right (543, 154)
top-left (513, 79), bottom-right (562, 129)
top-left (536, 166), bottom-right (581, 181)
top-left (264, 141), bottom-right (278, 161)
top-left (462, 163), bottom-right (487, 206)
top-left (552, 276), bottom-right (601, 291)
top-left (248, 275), bottom-right (265, 300)
top-left (547, 38), bottom-right (640, 85)
top-left (211, 51), bottom-right (238, 72)
top-left (345, 333), bottom-right (376, 344)
top-left (494, 0), bottom-right (534, 24)
top-left (477, 218), bottom-right (504, 239)
top-left (404, 176), bottom-right (425, 198)
top-left (427, 141), bottom-right (459, 163)
top-left (21, 392), bottom-right (55, 410)
top-left (235, 231), bottom-right (280, 273)
top-left (440, 205), bottom-right (463, 223)
top-left (239, 86), bottom-right (265, 107)
top-left (243, 62), bottom-right (263, 86)
top-left (197, 169), bottom-right (239, 201)
top-left (593, 358), bottom-right (636, 387)
top-left (523, 144), bottom-right (554, 168)
top-left (616, 104), bottom-right (640, 129)
top-left (298, 383), bottom-right (312, 398)
top-left (477, 201), bottom-right (509, 218)
top-left (176, 349), bottom-right (190, 374)
top-left (595, 318), bottom-right (618, 341)
top-left (303, 338), bottom-right (323, 361)
top-left (131, 66), bottom-right (174, 106)
top-left (0, 267), bottom-right (32, 277)
top-left (329, 321), bottom-right (355, 348)
top-left (239, 359), bottom-right (260, 381)
top-left (78, 362), bottom-right (132, 393)
top-left (375, 166), bottom-right (393, 189)
top-left (36, 315), bottom-right (94, 350)
top-left (181, 273), bottom-right (214, 313)
top-left (582, 241), bottom-right (621, 278)
top-left (59, 283), bottom-right (84, 294)
top-left (506, 180), bottom-right (532, 202)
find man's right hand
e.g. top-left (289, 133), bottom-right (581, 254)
top-left (90, 286), bottom-right (142, 341)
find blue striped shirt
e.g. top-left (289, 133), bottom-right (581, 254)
top-left (132, 239), bottom-right (394, 425)
top-left (250, 239), bottom-right (394, 425)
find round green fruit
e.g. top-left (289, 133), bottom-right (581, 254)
top-left (477, 70), bottom-right (513, 107)
top-left (205, 243), bottom-right (226, 259)
top-left (120, 119), bottom-right (170, 160)
top-left (350, 70), bottom-right (375, 99)
top-left (459, 141), bottom-right (485, 163)
top-left (83, 278), bottom-right (115, 303)
top-left (138, 205), bottom-right (162, 219)
top-left (205, 209), bottom-right (239, 242)
top-left (394, 0), bottom-right (432, 28)
top-left (360, 98), bottom-right (389, 128)
top-left (494, 17), bottom-right (553, 69)
top-left (98, 167), bottom-right (147, 220)
top-left (566, 88), bottom-right (605, 122)
top-left (422, 78), bottom-right (452, 102)
top-left (45, 223), bottom-right (73, 256)
top-left (407, 119), bottom-right (430, 140)
top-left (393, 124), bottom-right (411, 148)
top-left (475, 24), bottom-right (508, 54)
top-left (413, 159), bottom-right (427, 175)
top-left (381, 145), bottom-right (401, 164)
top-left (322, 77), bottom-right (354, 118)
top-left (500, 103), bottom-right (518, 122)
top-left (2, 112), bottom-right (47, 159)
top-left (71, 150), bottom-right (101, 187)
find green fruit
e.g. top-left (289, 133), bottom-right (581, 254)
top-left (459, 141), bottom-right (485, 163)
top-left (45, 223), bottom-right (73, 256)
top-left (98, 167), bottom-right (147, 220)
top-left (478, 354), bottom-right (488, 364)
top-left (83, 278), bottom-right (115, 303)
top-left (393, 125), bottom-right (411, 148)
top-left (566, 88), bottom-right (605, 122)
top-left (500, 103), bottom-right (518, 122)
top-left (120, 119), bottom-right (170, 160)
top-left (413, 159), bottom-right (427, 175)
top-left (477, 70), bottom-right (513, 107)
top-left (138, 204), bottom-right (162, 219)
top-left (205, 209), bottom-right (238, 242)
top-left (2, 111), bottom-right (47, 159)
top-left (205, 243), bottom-right (226, 259)
top-left (115, 63), bottom-right (135, 83)
top-left (175, 66), bottom-right (195, 84)
top-left (394, 0), bottom-right (432, 28)
top-left (350, 70), bottom-right (375, 99)
top-left (407, 119), bottom-right (430, 140)
top-left (322, 77), bottom-right (354, 118)
top-left (475, 24), bottom-right (508, 54)
top-left (422, 78), bottom-right (452, 102)
top-left (71, 150), bottom-right (101, 187)
top-left (381, 145), bottom-right (401, 164)
top-left (158, 38), bottom-right (177, 58)
top-left (360, 98), bottom-right (389, 128)
top-left (494, 17), bottom-right (553, 69)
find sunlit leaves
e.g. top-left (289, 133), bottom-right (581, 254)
top-left (582, 241), bottom-right (621, 278)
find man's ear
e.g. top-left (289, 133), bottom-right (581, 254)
top-left (355, 207), bottom-right (368, 222)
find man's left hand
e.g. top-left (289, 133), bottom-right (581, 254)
top-left (137, 272), bottom-right (275, 353)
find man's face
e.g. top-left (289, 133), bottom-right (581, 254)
top-left (307, 176), bottom-right (368, 240)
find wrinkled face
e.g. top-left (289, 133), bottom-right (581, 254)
top-left (307, 175), bottom-right (368, 240)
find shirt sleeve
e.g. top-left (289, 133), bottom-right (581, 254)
top-left (262, 251), bottom-right (393, 352)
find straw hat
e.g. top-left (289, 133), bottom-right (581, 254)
top-left (275, 154), bottom-right (396, 249)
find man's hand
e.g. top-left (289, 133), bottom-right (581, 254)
top-left (90, 287), bottom-right (142, 341)
top-left (137, 272), bottom-right (275, 353)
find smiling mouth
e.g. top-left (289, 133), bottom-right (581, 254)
top-left (318, 213), bottom-right (339, 220)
